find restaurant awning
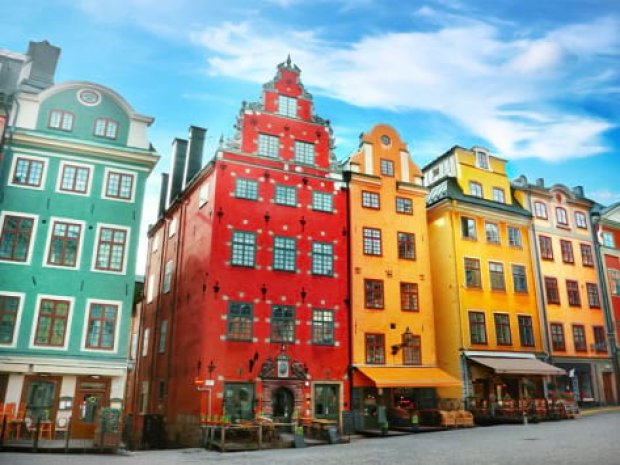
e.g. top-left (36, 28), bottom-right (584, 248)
top-left (356, 366), bottom-right (462, 388)
top-left (468, 357), bottom-right (566, 376)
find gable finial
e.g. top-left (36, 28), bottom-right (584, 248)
top-left (286, 54), bottom-right (292, 67)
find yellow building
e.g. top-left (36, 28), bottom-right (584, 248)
top-left (513, 177), bottom-right (615, 405)
top-left (344, 125), bottom-right (459, 430)
top-left (424, 146), bottom-right (562, 413)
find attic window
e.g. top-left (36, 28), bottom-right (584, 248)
top-left (475, 150), bottom-right (489, 170)
top-left (277, 95), bottom-right (297, 118)
top-left (48, 110), bottom-right (74, 132)
top-left (94, 118), bottom-right (119, 139)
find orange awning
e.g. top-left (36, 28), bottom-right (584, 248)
top-left (469, 357), bottom-right (566, 376)
top-left (356, 366), bottom-right (462, 388)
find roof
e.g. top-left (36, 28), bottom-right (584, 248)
top-left (469, 356), bottom-right (566, 376)
top-left (356, 366), bottom-right (462, 388)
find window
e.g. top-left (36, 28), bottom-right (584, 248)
top-left (365, 333), bottom-right (385, 364)
top-left (48, 110), bottom-right (74, 131)
top-left (94, 226), bottom-right (128, 272)
top-left (34, 298), bottom-right (70, 347)
top-left (485, 222), bottom-right (500, 244)
top-left (464, 258), bottom-right (481, 288)
top-left (11, 156), bottom-right (45, 187)
top-left (608, 269), bottom-right (620, 295)
top-left (231, 231), bottom-right (256, 267)
top-left (223, 383), bottom-right (255, 422)
top-left (469, 181), bottom-right (483, 198)
top-left (271, 305), bottom-right (295, 343)
top-left (277, 95), bottom-right (297, 118)
top-left (235, 178), bottom-right (258, 200)
top-left (169, 218), bottom-right (177, 238)
top-left (461, 216), bottom-right (477, 240)
top-left (575, 212), bottom-right (587, 229)
top-left (85, 302), bottom-right (118, 350)
top-left (163, 260), bottom-right (174, 293)
top-left (469, 311), bottom-right (487, 344)
top-left (94, 118), bottom-right (119, 139)
top-left (489, 262), bottom-right (506, 290)
top-left (544, 277), bottom-right (560, 304)
top-left (556, 207), bottom-right (568, 226)
top-left (258, 134), bottom-right (279, 158)
top-left (397, 232), bottom-right (416, 259)
top-left (362, 191), bottom-right (380, 209)
top-left (158, 320), bottom-right (168, 354)
top-left (512, 265), bottom-right (528, 293)
top-left (380, 159), bottom-right (394, 176)
top-left (227, 302), bottom-right (253, 341)
top-left (46, 220), bottom-right (82, 267)
top-left (560, 240), bottom-right (574, 264)
top-left (363, 228), bottom-right (382, 256)
top-left (518, 315), bottom-right (535, 347)
top-left (198, 183), bottom-right (209, 207)
top-left (475, 150), bottom-right (489, 169)
top-left (539, 235), bottom-right (554, 260)
top-left (572, 325), bottom-right (587, 352)
top-left (59, 163), bottom-right (90, 194)
top-left (586, 283), bottom-right (600, 308)
top-left (311, 309), bottom-right (334, 345)
top-left (593, 326), bottom-right (607, 353)
top-left (294, 141), bottom-right (315, 165)
top-left (534, 201), bottom-right (548, 219)
top-left (364, 279), bottom-right (384, 309)
top-left (566, 280), bottom-right (581, 307)
top-left (395, 197), bottom-right (413, 214)
top-left (273, 236), bottom-right (296, 271)
top-left (402, 333), bottom-right (421, 365)
top-left (492, 187), bottom-right (506, 203)
top-left (602, 232), bottom-right (615, 248)
top-left (550, 323), bottom-right (565, 351)
top-left (314, 384), bottom-right (339, 420)
top-left (275, 185), bottom-right (297, 206)
top-left (0, 294), bottom-right (20, 344)
top-left (580, 244), bottom-right (594, 266)
top-left (104, 170), bottom-right (134, 201)
top-left (0, 214), bottom-right (35, 262)
top-left (400, 282), bottom-right (419, 312)
top-left (312, 192), bottom-right (333, 212)
top-left (311, 242), bottom-right (333, 276)
top-left (508, 226), bottom-right (522, 247)
top-left (494, 313), bottom-right (512, 345)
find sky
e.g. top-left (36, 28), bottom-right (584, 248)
top-left (4, 0), bottom-right (619, 273)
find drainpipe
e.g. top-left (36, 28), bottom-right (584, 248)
top-left (342, 169), bottom-right (354, 417)
top-left (591, 213), bottom-right (620, 405)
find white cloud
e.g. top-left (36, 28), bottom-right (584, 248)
top-left (190, 15), bottom-right (619, 161)
top-left (590, 189), bottom-right (620, 205)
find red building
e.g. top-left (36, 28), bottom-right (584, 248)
top-left (131, 58), bottom-right (350, 446)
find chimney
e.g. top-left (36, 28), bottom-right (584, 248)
top-left (167, 138), bottom-right (188, 205)
top-left (572, 186), bottom-right (584, 198)
top-left (183, 126), bottom-right (206, 188)
top-left (535, 178), bottom-right (545, 188)
top-left (22, 40), bottom-right (61, 91)
top-left (158, 173), bottom-right (169, 218)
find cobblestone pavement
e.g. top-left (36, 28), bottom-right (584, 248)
top-left (2, 411), bottom-right (619, 465)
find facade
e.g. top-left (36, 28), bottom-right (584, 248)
top-left (513, 178), bottom-right (616, 405)
top-left (0, 41), bottom-right (158, 439)
top-left (343, 125), bottom-right (459, 429)
top-left (423, 147), bottom-right (561, 412)
top-left (133, 58), bottom-right (349, 446)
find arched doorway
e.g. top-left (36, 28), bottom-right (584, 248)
top-left (272, 387), bottom-right (294, 422)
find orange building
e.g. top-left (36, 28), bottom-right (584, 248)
top-left (424, 147), bottom-right (562, 413)
top-left (514, 178), bottom-right (617, 405)
top-left (344, 125), bottom-right (459, 430)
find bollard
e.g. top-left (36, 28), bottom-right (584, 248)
top-left (522, 411), bottom-right (528, 425)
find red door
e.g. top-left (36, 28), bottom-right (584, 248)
top-left (71, 377), bottom-right (110, 439)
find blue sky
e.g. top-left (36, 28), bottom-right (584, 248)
top-left (4, 0), bottom-right (619, 271)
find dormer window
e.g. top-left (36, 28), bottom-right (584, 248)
top-left (469, 181), bottom-right (483, 198)
top-left (48, 110), bottom-right (74, 131)
top-left (475, 150), bottom-right (489, 169)
top-left (94, 118), bottom-right (119, 139)
top-left (277, 95), bottom-right (297, 118)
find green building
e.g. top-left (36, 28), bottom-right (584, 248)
top-left (0, 41), bottom-right (158, 439)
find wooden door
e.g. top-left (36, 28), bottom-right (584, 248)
top-left (71, 377), bottom-right (110, 439)
top-left (602, 372), bottom-right (614, 404)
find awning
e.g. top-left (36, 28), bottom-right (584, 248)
top-left (469, 357), bottom-right (566, 376)
top-left (356, 366), bottom-right (462, 388)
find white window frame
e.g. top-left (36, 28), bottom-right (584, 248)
top-left (163, 260), bottom-right (174, 293)
top-left (277, 95), bottom-right (297, 118)
top-left (147, 274), bottom-right (155, 303)
top-left (294, 141), bottom-right (315, 165)
top-left (257, 134), bottom-right (280, 158)
top-left (469, 181), bottom-right (483, 198)
top-left (80, 298), bottom-right (123, 353)
top-left (0, 291), bottom-right (25, 348)
top-left (198, 183), bottom-right (210, 208)
top-left (169, 218), bottom-right (178, 238)
top-left (0, 211), bottom-right (39, 266)
top-left (602, 232), bottom-right (615, 248)
top-left (101, 167), bottom-right (137, 203)
top-left (312, 191), bottom-right (333, 213)
top-left (55, 160), bottom-right (94, 196)
top-left (8, 154), bottom-right (48, 190)
top-left (492, 187), bottom-right (506, 203)
top-left (142, 328), bottom-right (150, 357)
top-left (29, 294), bottom-right (75, 351)
top-left (475, 150), bottom-right (490, 169)
top-left (508, 226), bottom-right (522, 248)
top-left (90, 223), bottom-right (131, 275)
top-left (42, 217), bottom-right (86, 270)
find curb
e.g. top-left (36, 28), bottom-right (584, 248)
top-left (580, 406), bottom-right (620, 416)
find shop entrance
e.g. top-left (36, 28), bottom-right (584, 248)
top-left (272, 387), bottom-right (294, 422)
top-left (71, 377), bottom-right (110, 439)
